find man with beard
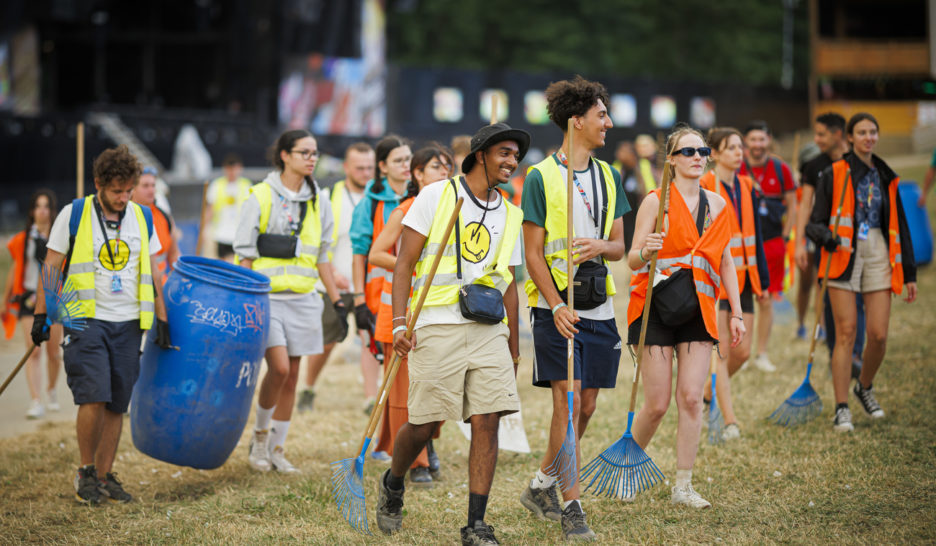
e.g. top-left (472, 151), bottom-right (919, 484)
top-left (519, 76), bottom-right (629, 542)
top-left (33, 145), bottom-right (171, 504)
top-left (376, 123), bottom-right (526, 545)
top-left (740, 121), bottom-right (797, 373)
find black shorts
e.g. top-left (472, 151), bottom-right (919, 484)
top-left (63, 319), bottom-right (143, 413)
top-left (16, 290), bottom-right (36, 318)
top-left (530, 308), bottom-right (621, 389)
top-left (718, 281), bottom-right (754, 314)
top-left (627, 302), bottom-right (715, 347)
top-left (217, 242), bottom-right (235, 258)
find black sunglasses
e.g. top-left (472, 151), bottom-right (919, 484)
top-left (671, 146), bottom-right (712, 157)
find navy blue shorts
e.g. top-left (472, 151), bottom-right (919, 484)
top-left (530, 308), bottom-right (621, 389)
top-left (63, 319), bottom-right (143, 413)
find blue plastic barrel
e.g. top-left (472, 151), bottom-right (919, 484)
top-left (899, 182), bottom-right (933, 266)
top-left (131, 256), bottom-right (270, 469)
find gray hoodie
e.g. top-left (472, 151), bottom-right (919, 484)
top-left (233, 171), bottom-right (333, 266)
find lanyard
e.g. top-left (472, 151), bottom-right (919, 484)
top-left (743, 160), bottom-right (767, 196)
top-left (277, 195), bottom-right (302, 235)
top-left (557, 152), bottom-right (602, 231)
top-left (344, 183), bottom-right (360, 209)
top-left (93, 197), bottom-right (125, 268)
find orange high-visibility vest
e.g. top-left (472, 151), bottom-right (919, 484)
top-left (364, 200), bottom-right (388, 314)
top-left (374, 197), bottom-right (415, 344)
top-left (627, 184), bottom-right (732, 340)
top-left (700, 171), bottom-right (762, 297)
top-left (818, 159), bottom-right (905, 294)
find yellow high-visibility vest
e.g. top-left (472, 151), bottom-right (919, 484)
top-left (250, 182), bottom-right (322, 293)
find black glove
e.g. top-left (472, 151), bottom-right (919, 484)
top-left (155, 319), bottom-right (172, 349)
top-left (332, 299), bottom-right (350, 342)
top-left (354, 303), bottom-right (374, 333)
top-left (31, 313), bottom-right (49, 346)
top-left (822, 232), bottom-right (842, 252)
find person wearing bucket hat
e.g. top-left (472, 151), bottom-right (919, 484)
top-left (375, 123), bottom-right (527, 544)
top-left (520, 76), bottom-right (630, 542)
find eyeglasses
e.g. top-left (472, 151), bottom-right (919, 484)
top-left (671, 146), bottom-right (712, 158)
top-left (291, 149), bottom-right (319, 160)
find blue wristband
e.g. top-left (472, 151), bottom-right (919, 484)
top-left (392, 325), bottom-right (407, 336)
top-left (551, 302), bottom-right (567, 315)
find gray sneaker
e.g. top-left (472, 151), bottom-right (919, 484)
top-left (561, 501), bottom-right (596, 541)
top-left (461, 520), bottom-right (500, 545)
top-left (73, 465), bottom-right (103, 505)
top-left (520, 483), bottom-right (561, 521)
top-left (376, 469), bottom-right (405, 535)
top-left (98, 472), bottom-right (132, 503)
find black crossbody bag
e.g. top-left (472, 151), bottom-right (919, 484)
top-left (652, 190), bottom-right (709, 326)
top-left (256, 200), bottom-right (308, 259)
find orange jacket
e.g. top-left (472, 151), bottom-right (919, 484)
top-left (6, 231), bottom-right (27, 302)
top-left (147, 204), bottom-right (174, 273)
top-left (818, 158), bottom-right (906, 294)
top-left (374, 198), bottom-right (415, 344)
top-left (700, 172), bottom-right (762, 297)
top-left (627, 185), bottom-right (732, 340)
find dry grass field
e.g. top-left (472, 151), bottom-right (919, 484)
top-left (1, 161), bottom-right (934, 544)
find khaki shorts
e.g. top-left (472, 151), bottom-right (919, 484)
top-left (407, 321), bottom-right (519, 425)
top-left (828, 227), bottom-right (892, 293)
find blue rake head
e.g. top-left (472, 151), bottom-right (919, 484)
top-left (767, 363), bottom-right (823, 427)
top-left (330, 450), bottom-right (370, 534)
top-left (708, 373), bottom-right (725, 445)
top-left (581, 413), bottom-right (664, 499)
top-left (545, 407), bottom-right (577, 492)
top-left (40, 265), bottom-right (88, 331)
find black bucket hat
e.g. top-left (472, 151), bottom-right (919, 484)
top-left (461, 122), bottom-right (532, 174)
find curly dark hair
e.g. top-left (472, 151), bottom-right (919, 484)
top-left (93, 145), bottom-right (142, 187)
top-left (545, 75), bottom-right (610, 132)
top-left (405, 144), bottom-right (454, 200)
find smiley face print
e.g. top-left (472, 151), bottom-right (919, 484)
top-left (98, 239), bottom-right (131, 271)
top-left (461, 222), bottom-right (491, 263)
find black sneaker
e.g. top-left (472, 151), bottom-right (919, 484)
top-left (519, 483), bottom-right (561, 521)
top-left (296, 389), bottom-right (316, 413)
top-left (461, 520), bottom-right (500, 545)
top-left (409, 466), bottom-right (434, 488)
top-left (561, 501), bottom-right (596, 542)
top-left (376, 469), bottom-right (405, 535)
top-left (853, 382), bottom-right (885, 418)
top-left (833, 405), bottom-right (854, 433)
top-left (73, 465), bottom-right (103, 505)
top-left (98, 472), bottom-right (133, 503)
top-left (427, 439), bottom-right (441, 480)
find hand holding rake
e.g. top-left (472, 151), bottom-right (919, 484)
top-left (330, 197), bottom-right (464, 534)
top-left (580, 162), bottom-right (671, 499)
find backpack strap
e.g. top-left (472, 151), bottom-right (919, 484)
top-left (138, 203), bottom-right (154, 240)
top-left (64, 197), bottom-right (86, 275)
top-left (695, 189), bottom-right (709, 237)
top-left (771, 157), bottom-right (788, 191)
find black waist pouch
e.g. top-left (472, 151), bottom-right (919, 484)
top-left (459, 284), bottom-right (505, 325)
top-left (557, 260), bottom-right (608, 310)
top-left (256, 234), bottom-right (299, 259)
top-left (652, 268), bottom-right (699, 326)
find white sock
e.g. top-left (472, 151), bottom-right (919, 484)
top-left (676, 469), bottom-right (692, 489)
top-left (269, 419), bottom-right (290, 450)
top-left (255, 405), bottom-right (275, 432)
top-left (562, 499), bottom-right (580, 510)
top-left (531, 469), bottom-right (556, 489)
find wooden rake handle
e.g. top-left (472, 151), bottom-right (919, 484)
top-left (355, 197), bottom-right (466, 453)
top-left (807, 168), bottom-right (852, 364)
top-left (0, 344), bottom-right (37, 398)
top-left (629, 164), bottom-right (673, 412)
top-left (566, 118), bottom-right (576, 388)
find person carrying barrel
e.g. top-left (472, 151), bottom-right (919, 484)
top-left (375, 123), bottom-right (526, 545)
top-left (235, 129), bottom-right (346, 473)
top-left (31, 145), bottom-right (172, 504)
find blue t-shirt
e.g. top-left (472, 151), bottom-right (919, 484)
top-left (855, 167), bottom-right (883, 229)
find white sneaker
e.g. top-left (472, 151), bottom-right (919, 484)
top-left (615, 469), bottom-right (637, 502)
top-left (671, 484), bottom-right (712, 509)
top-left (833, 406), bottom-right (854, 433)
top-left (722, 423), bottom-right (741, 442)
top-left (248, 430), bottom-right (272, 472)
top-left (47, 390), bottom-right (60, 412)
top-left (270, 446), bottom-right (300, 474)
top-left (752, 354), bottom-right (777, 372)
top-left (26, 399), bottom-right (44, 419)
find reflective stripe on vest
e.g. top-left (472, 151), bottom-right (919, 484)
top-left (69, 196), bottom-right (154, 329)
top-left (374, 198), bottom-right (415, 344)
top-left (627, 185), bottom-right (732, 340)
top-left (818, 160), bottom-right (905, 294)
top-left (411, 179), bottom-right (522, 321)
top-left (523, 156), bottom-right (617, 307)
top-left (700, 172), bottom-right (761, 297)
top-left (251, 182), bottom-right (322, 294)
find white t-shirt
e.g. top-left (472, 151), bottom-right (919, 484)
top-left (323, 182), bottom-right (363, 290)
top-left (534, 162), bottom-right (615, 321)
top-left (207, 178), bottom-right (246, 245)
top-left (48, 202), bottom-right (162, 322)
top-left (403, 179), bottom-right (523, 329)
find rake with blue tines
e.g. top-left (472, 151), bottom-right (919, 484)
top-left (708, 348), bottom-right (725, 445)
top-left (580, 163), bottom-right (671, 499)
top-left (0, 265), bottom-right (88, 397)
top-left (330, 197), bottom-right (464, 534)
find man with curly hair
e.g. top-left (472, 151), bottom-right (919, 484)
top-left (33, 145), bottom-right (172, 505)
top-left (519, 76), bottom-right (630, 541)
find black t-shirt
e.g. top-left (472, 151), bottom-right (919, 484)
top-left (800, 153), bottom-right (834, 189)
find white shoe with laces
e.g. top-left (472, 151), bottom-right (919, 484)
top-left (722, 423), bottom-right (741, 441)
top-left (833, 406), bottom-right (854, 432)
top-left (752, 354), bottom-right (777, 373)
top-left (26, 399), bottom-right (44, 419)
top-left (671, 483), bottom-right (712, 509)
top-left (248, 429), bottom-right (272, 472)
top-left (270, 446), bottom-right (300, 474)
